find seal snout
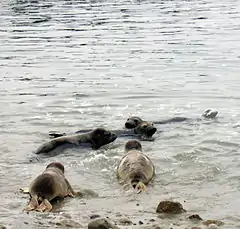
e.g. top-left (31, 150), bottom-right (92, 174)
top-left (146, 126), bottom-right (157, 137)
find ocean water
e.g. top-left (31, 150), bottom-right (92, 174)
top-left (0, 0), bottom-right (240, 228)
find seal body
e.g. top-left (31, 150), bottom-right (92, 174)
top-left (36, 128), bottom-right (117, 154)
top-left (117, 140), bottom-right (155, 193)
top-left (26, 162), bottom-right (75, 212)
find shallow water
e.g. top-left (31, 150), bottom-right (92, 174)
top-left (1, 0), bottom-right (240, 228)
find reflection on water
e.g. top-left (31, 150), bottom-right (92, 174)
top-left (1, 0), bottom-right (240, 228)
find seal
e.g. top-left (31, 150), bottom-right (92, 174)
top-left (125, 109), bottom-right (218, 127)
top-left (36, 128), bottom-right (117, 154)
top-left (49, 120), bottom-right (157, 140)
top-left (48, 109), bottom-right (217, 140)
top-left (133, 121), bottom-right (157, 137)
top-left (25, 162), bottom-right (75, 212)
top-left (125, 116), bottom-right (143, 129)
top-left (116, 140), bottom-right (155, 193)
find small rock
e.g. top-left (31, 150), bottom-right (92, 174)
top-left (0, 225), bottom-right (6, 229)
top-left (116, 213), bottom-right (122, 217)
top-left (90, 215), bottom-right (101, 220)
top-left (203, 220), bottom-right (224, 226)
top-left (82, 189), bottom-right (99, 198)
top-left (139, 220), bottom-right (144, 225)
top-left (88, 218), bottom-right (120, 229)
top-left (190, 227), bottom-right (202, 229)
top-left (156, 201), bottom-right (186, 214)
top-left (189, 214), bottom-right (203, 221)
top-left (75, 189), bottom-right (99, 198)
top-left (55, 219), bottom-right (83, 228)
top-left (207, 224), bottom-right (218, 229)
top-left (149, 219), bottom-right (155, 222)
top-left (118, 218), bottom-right (132, 225)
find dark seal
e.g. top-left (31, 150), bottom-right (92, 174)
top-left (35, 128), bottom-right (117, 154)
top-left (25, 162), bottom-right (75, 212)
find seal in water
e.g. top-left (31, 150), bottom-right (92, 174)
top-left (48, 109), bottom-right (217, 140)
top-left (49, 120), bottom-right (157, 140)
top-left (125, 109), bottom-right (218, 128)
top-left (116, 140), bottom-right (155, 193)
top-left (35, 128), bottom-right (117, 154)
top-left (25, 162), bottom-right (75, 212)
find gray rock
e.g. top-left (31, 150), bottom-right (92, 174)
top-left (118, 218), bottom-right (132, 225)
top-left (156, 200), bottom-right (186, 214)
top-left (188, 214), bottom-right (203, 221)
top-left (55, 219), bottom-right (83, 228)
top-left (88, 218), bottom-right (120, 229)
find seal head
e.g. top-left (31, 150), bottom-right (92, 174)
top-left (125, 140), bottom-right (142, 152)
top-left (90, 128), bottom-right (117, 149)
top-left (46, 162), bottom-right (65, 173)
top-left (134, 121), bottom-right (157, 137)
top-left (125, 116), bottom-right (143, 129)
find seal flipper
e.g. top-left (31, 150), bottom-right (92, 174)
top-left (132, 181), bottom-right (146, 194)
top-left (25, 195), bottom-right (39, 212)
top-left (36, 199), bottom-right (52, 212)
top-left (64, 178), bottom-right (76, 197)
top-left (49, 131), bottom-right (66, 139)
top-left (20, 187), bottom-right (29, 194)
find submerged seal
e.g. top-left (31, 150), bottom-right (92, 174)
top-left (116, 140), bottom-right (155, 193)
top-left (125, 109), bottom-right (218, 127)
top-left (36, 128), bottom-right (117, 154)
top-left (25, 162), bottom-right (75, 212)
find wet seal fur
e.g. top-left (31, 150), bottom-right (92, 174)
top-left (36, 128), bottom-right (117, 154)
top-left (117, 140), bottom-right (155, 193)
top-left (125, 118), bottom-right (157, 138)
top-left (25, 162), bottom-right (75, 212)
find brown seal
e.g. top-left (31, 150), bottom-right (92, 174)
top-left (125, 117), bottom-right (143, 129)
top-left (133, 121), bottom-right (157, 137)
top-left (35, 128), bottom-right (117, 154)
top-left (125, 118), bottom-right (157, 137)
top-left (117, 140), bottom-right (155, 193)
top-left (25, 162), bottom-right (75, 212)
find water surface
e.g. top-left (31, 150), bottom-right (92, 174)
top-left (1, 0), bottom-right (240, 228)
